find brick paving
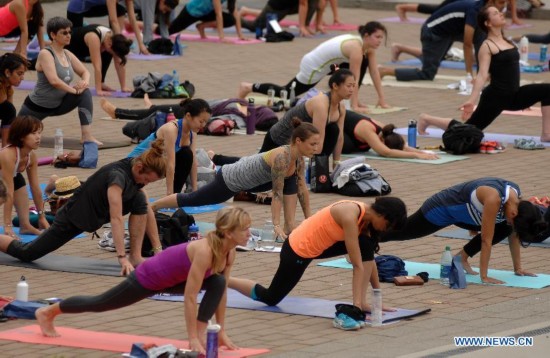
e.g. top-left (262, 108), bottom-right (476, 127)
top-left (1, 1), bottom-right (550, 357)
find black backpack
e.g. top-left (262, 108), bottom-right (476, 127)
top-left (147, 38), bottom-right (174, 55)
top-left (441, 123), bottom-right (484, 155)
top-left (142, 209), bottom-right (195, 257)
top-left (122, 112), bottom-right (156, 142)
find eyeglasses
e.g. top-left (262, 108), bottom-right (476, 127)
top-left (59, 30), bottom-right (72, 36)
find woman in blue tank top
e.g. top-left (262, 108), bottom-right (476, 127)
top-left (382, 177), bottom-right (549, 285)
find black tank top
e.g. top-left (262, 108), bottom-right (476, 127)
top-left (486, 40), bottom-right (520, 93)
top-left (343, 110), bottom-right (381, 151)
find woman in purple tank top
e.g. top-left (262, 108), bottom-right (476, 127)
top-left (35, 206), bottom-right (252, 355)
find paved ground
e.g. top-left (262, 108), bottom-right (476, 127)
top-left (1, 1), bottom-right (550, 357)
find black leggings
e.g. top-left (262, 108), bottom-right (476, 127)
top-left (253, 237), bottom-right (375, 306)
top-left (67, 3), bottom-right (127, 28)
top-left (18, 90), bottom-right (94, 126)
top-left (252, 77), bottom-right (315, 98)
top-left (525, 32), bottom-right (550, 44)
top-left (115, 104), bottom-right (178, 120)
top-left (241, 0), bottom-right (319, 32)
top-left (60, 272), bottom-right (225, 323)
top-left (0, 100), bottom-right (16, 128)
top-left (169, 7), bottom-right (236, 34)
top-left (466, 84), bottom-right (550, 130)
top-left (174, 146), bottom-right (193, 194)
top-left (381, 209), bottom-right (513, 257)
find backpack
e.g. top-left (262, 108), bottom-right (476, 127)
top-left (142, 209), bottom-right (195, 257)
top-left (375, 255), bottom-right (408, 283)
top-left (199, 118), bottom-right (236, 135)
top-left (441, 123), bottom-right (484, 155)
top-left (147, 38), bottom-right (174, 55)
top-left (122, 112), bottom-right (157, 142)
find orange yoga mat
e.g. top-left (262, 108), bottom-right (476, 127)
top-left (0, 325), bottom-right (269, 357)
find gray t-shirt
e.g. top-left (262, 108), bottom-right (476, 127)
top-left (221, 152), bottom-right (273, 192)
top-left (29, 47), bottom-right (74, 108)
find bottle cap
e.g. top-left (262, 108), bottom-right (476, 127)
top-left (189, 223), bottom-right (198, 231)
top-left (409, 119), bottom-right (417, 125)
top-left (20, 276), bottom-right (25, 281)
top-left (445, 246), bottom-right (451, 250)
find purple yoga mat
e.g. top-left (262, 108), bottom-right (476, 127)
top-left (16, 80), bottom-right (131, 98)
top-left (128, 53), bottom-right (181, 61)
top-left (379, 16), bottom-right (426, 24)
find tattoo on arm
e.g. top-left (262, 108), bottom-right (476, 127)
top-left (271, 151), bottom-right (291, 201)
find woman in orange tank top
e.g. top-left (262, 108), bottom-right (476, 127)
top-left (229, 197), bottom-right (406, 325)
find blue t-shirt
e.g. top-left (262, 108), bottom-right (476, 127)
top-left (67, 0), bottom-right (109, 13)
top-left (424, 0), bottom-right (483, 37)
top-left (186, 0), bottom-right (227, 18)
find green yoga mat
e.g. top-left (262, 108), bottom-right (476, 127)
top-left (40, 137), bottom-right (131, 150)
top-left (343, 151), bottom-right (468, 164)
top-left (435, 228), bottom-right (550, 249)
top-left (318, 258), bottom-right (550, 289)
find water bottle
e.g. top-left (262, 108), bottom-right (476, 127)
top-left (206, 320), bottom-right (221, 358)
top-left (440, 246), bottom-right (453, 286)
top-left (267, 87), bottom-right (275, 107)
top-left (155, 111), bottom-right (167, 129)
top-left (540, 45), bottom-right (547, 63)
top-left (289, 81), bottom-right (296, 106)
top-left (166, 107), bottom-right (176, 122)
top-left (304, 157), bottom-right (311, 185)
top-left (465, 73), bottom-right (473, 95)
top-left (371, 288), bottom-right (382, 327)
top-left (188, 223), bottom-right (200, 241)
top-left (279, 89), bottom-right (288, 109)
top-left (54, 128), bottom-right (63, 158)
top-left (255, 26), bottom-right (263, 40)
top-left (16, 276), bottom-right (29, 302)
top-left (519, 36), bottom-right (529, 63)
top-left (260, 220), bottom-right (275, 250)
top-left (407, 120), bottom-right (417, 148)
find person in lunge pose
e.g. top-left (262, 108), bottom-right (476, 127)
top-left (36, 206), bottom-right (250, 354)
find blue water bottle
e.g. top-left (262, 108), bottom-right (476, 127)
top-left (206, 321), bottom-right (221, 358)
top-left (408, 119), bottom-right (417, 148)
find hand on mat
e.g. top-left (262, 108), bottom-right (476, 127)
top-left (3, 226), bottom-right (18, 239)
top-left (515, 268), bottom-right (537, 277)
top-left (219, 330), bottom-right (238, 350)
top-left (189, 337), bottom-right (206, 355)
top-left (376, 100), bottom-right (391, 109)
top-left (274, 226), bottom-right (288, 240)
top-left (481, 276), bottom-right (505, 285)
top-left (139, 44), bottom-right (150, 55)
top-left (416, 151), bottom-right (439, 160)
top-left (118, 257), bottom-right (135, 276)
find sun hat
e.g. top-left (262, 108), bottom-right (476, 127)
top-left (50, 176), bottom-right (81, 199)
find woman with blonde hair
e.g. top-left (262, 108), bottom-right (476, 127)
top-left (36, 206), bottom-right (250, 354)
top-left (0, 139), bottom-right (167, 276)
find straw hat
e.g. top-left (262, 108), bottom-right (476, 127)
top-left (51, 176), bottom-right (81, 199)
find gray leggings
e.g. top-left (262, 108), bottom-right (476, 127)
top-left (60, 272), bottom-right (226, 323)
top-left (18, 90), bottom-right (93, 126)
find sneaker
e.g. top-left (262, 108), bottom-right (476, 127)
top-left (333, 313), bottom-right (361, 331)
top-left (236, 237), bottom-right (258, 252)
top-left (98, 231), bottom-right (130, 252)
top-left (514, 138), bottom-right (545, 150)
top-left (484, 141), bottom-right (498, 154)
top-left (479, 142), bottom-right (488, 154)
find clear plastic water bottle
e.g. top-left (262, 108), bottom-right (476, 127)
top-left (371, 288), bottom-right (382, 327)
top-left (260, 220), bottom-right (275, 250)
top-left (407, 120), bottom-right (417, 148)
top-left (289, 81), bottom-right (296, 106)
top-left (188, 223), bottom-right (200, 241)
top-left (166, 107), bottom-right (176, 122)
top-left (16, 276), bottom-right (29, 302)
top-left (465, 73), bottom-right (473, 95)
top-left (267, 87), bottom-right (275, 107)
top-left (440, 246), bottom-right (453, 286)
top-left (54, 128), bottom-right (63, 158)
top-left (206, 320), bottom-right (221, 358)
top-left (519, 36), bottom-right (529, 63)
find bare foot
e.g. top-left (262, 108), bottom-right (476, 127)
top-left (19, 226), bottom-right (42, 235)
top-left (196, 23), bottom-right (207, 39)
top-left (36, 306), bottom-right (60, 337)
top-left (417, 113), bottom-right (430, 135)
top-left (207, 150), bottom-right (215, 160)
top-left (460, 252), bottom-right (479, 275)
top-left (99, 98), bottom-right (116, 119)
top-left (82, 136), bottom-right (103, 146)
top-left (391, 43), bottom-right (402, 62)
top-left (238, 82), bottom-right (253, 99)
top-left (143, 93), bottom-right (153, 108)
top-left (396, 5), bottom-right (408, 21)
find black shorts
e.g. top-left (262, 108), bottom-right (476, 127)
top-left (13, 173), bottom-right (26, 191)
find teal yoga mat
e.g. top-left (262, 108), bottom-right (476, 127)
top-left (342, 151), bottom-right (468, 164)
top-left (395, 128), bottom-right (550, 147)
top-left (149, 199), bottom-right (225, 215)
top-left (0, 226), bottom-right (87, 243)
top-left (150, 289), bottom-right (431, 323)
top-left (435, 228), bottom-right (550, 248)
top-left (318, 258), bottom-right (550, 289)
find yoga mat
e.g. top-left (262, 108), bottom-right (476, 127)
top-left (0, 325), bottom-right (269, 357)
top-left (128, 53), bottom-right (182, 61)
top-left (363, 74), bottom-right (463, 90)
top-left (0, 227), bottom-right (86, 243)
top-left (174, 33), bottom-right (262, 45)
top-left (16, 80), bottom-right (132, 97)
top-left (40, 137), bottom-right (131, 150)
top-left (379, 16), bottom-right (426, 24)
top-left (528, 52), bottom-right (548, 62)
top-left (342, 150), bottom-right (468, 164)
top-left (505, 23), bottom-right (533, 29)
top-left (150, 289), bottom-right (430, 323)
top-left (387, 58), bottom-right (544, 73)
top-left (0, 252), bottom-right (120, 276)
top-left (26, 183), bottom-right (48, 199)
top-left (366, 106), bottom-right (408, 115)
top-left (149, 199), bottom-right (225, 215)
top-left (37, 156), bottom-right (53, 166)
top-left (394, 127), bottom-right (550, 147)
top-left (318, 258), bottom-right (550, 289)
top-left (435, 228), bottom-right (550, 249)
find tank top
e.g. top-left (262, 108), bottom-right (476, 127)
top-left (29, 47), bottom-right (75, 108)
top-left (302, 34), bottom-right (362, 77)
top-left (290, 200), bottom-right (366, 258)
top-left (0, 0), bottom-right (29, 36)
top-left (67, 25), bottom-right (111, 60)
top-left (486, 39), bottom-right (520, 93)
top-left (127, 119), bottom-right (192, 158)
top-left (343, 110), bottom-right (381, 151)
top-left (0, 145), bottom-right (31, 177)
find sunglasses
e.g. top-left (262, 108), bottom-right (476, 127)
top-left (59, 30), bottom-right (72, 36)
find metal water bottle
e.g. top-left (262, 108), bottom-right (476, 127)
top-left (206, 321), bottom-right (221, 358)
top-left (540, 45), bottom-right (547, 63)
top-left (16, 276), bottom-right (29, 302)
top-left (407, 120), bottom-right (417, 148)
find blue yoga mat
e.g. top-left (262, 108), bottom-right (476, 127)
top-left (435, 228), bottom-right (550, 248)
top-left (395, 127), bottom-right (550, 147)
top-left (318, 258), bottom-right (550, 289)
top-left (150, 289), bottom-right (430, 323)
top-left (343, 151), bottom-right (468, 164)
top-left (26, 183), bottom-right (48, 200)
top-left (149, 199), bottom-right (225, 215)
top-left (0, 226), bottom-right (86, 243)
top-left (528, 52), bottom-right (548, 62)
top-left (388, 58), bottom-right (470, 70)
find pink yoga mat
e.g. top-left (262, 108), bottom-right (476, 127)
top-left (379, 16), bottom-right (426, 24)
top-left (128, 53), bottom-right (181, 60)
top-left (37, 156), bottom-right (53, 166)
top-left (0, 325), bottom-right (269, 357)
top-left (171, 33), bottom-right (262, 44)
